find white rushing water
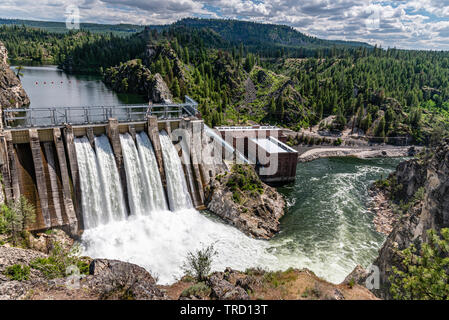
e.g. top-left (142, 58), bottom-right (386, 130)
top-left (74, 137), bottom-right (108, 229)
top-left (135, 132), bottom-right (168, 211)
top-left (81, 209), bottom-right (277, 284)
top-left (120, 133), bottom-right (153, 216)
top-left (94, 135), bottom-right (127, 222)
top-left (159, 130), bottom-right (193, 211)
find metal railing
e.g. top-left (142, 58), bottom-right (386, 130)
top-left (2, 96), bottom-right (199, 128)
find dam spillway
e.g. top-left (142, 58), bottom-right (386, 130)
top-left (0, 116), bottom-right (215, 233)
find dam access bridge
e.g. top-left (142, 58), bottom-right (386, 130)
top-left (0, 96), bottom-right (296, 235)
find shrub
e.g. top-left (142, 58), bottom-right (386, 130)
top-left (180, 282), bottom-right (211, 298)
top-left (3, 264), bottom-right (30, 281)
top-left (182, 244), bottom-right (217, 282)
top-left (226, 165), bottom-right (264, 204)
top-left (334, 138), bottom-right (343, 146)
top-left (30, 241), bottom-right (89, 279)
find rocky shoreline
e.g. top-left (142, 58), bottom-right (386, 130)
top-left (368, 186), bottom-right (398, 235)
top-left (297, 146), bottom-right (419, 163)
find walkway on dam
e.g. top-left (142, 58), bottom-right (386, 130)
top-left (2, 96), bottom-right (199, 129)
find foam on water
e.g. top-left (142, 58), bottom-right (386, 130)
top-left (81, 209), bottom-right (277, 284)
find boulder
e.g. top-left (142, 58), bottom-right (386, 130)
top-left (88, 259), bottom-right (166, 300)
top-left (342, 265), bottom-right (368, 286)
top-left (208, 274), bottom-right (249, 300)
top-left (205, 165), bottom-right (285, 239)
top-left (0, 245), bottom-right (166, 300)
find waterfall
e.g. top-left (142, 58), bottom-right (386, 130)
top-left (74, 137), bottom-right (108, 229)
top-left (159, 130), bottom-right (193, 211)
top-left (119, 133), bottom-right (153, 216)
top-left (136, 132), bottom-right (168, 211)
top-left (94, 135), bottom-right (127, 221)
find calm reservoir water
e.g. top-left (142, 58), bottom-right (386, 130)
top-left (11, 65), bottom-right (146, 107)
top-left (12, 66), bottom-right (404, 284)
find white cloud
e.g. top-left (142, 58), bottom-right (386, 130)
top-left (0, 0), bottom-right (448, 49)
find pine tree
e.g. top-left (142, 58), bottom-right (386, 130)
top-left (172, 78), bottom-right (181, 97)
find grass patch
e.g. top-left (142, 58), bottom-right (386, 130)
top-left (30, 241), bottom-right (89, 279)
top-left (3, 264), bottom-right (30, 281)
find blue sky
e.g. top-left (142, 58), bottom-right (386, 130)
top-left (1, 0), bottom-right (449, 50)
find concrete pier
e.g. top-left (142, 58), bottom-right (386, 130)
top-left (107, 118), bottom-right (130, 216)
top-left (42, 142), bottom-right (64, 226)
top-left (64, 126), bottom-right (84, 232)
top-left (53, 128), bottom-right (78, 233)
top-left (29, 129), bottom-right (51, 228)
top-left (147, 116), bottom-right (167, 191)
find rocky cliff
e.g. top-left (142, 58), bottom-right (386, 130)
top-left (144, 44), bottom-right (185, 82)
top-left (0, 41), bottom-right (30, 109)
top-left (103, 59), bottom-right (172, 103)
top-left (205, 164), bottom-right (285, 239)
top-left (372, 140), bottom-right (449, 298)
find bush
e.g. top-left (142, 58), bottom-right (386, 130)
top-left (30, 241), bottom-right (89, 279)
top-left (180, 282), bottom-right (211, 298)
top-left (3, 264), bottom-right (30, 281)
top-left (182, 244), bottom-right (217, 282)
top-left (334, 138), bottom-right (342, 146)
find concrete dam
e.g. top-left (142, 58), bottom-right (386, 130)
top-left (0, 113), bottom-right (226, 235)
top-left (0, 98), bottom-right (297, 236)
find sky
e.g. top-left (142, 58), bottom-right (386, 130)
top-left (1, 0), bottom-right (449, 50)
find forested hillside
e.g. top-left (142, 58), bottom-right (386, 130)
top-left (0, 18), bottom-right (144, 35)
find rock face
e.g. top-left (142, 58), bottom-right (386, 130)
top-left (144, 44), bottom-right (185, 81)
top-left (0, 246), bottom-right (165, 300)
top-left (103, 59), bottom-right (172, 103)
top-left (0, 41), bottom-right (30, 109)
top-left (205, 165), bottom-right (285, 239)
top-left (372, 140), bottom-right (449, 299)
top-left (150, 73), bottom-right (173, 103)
